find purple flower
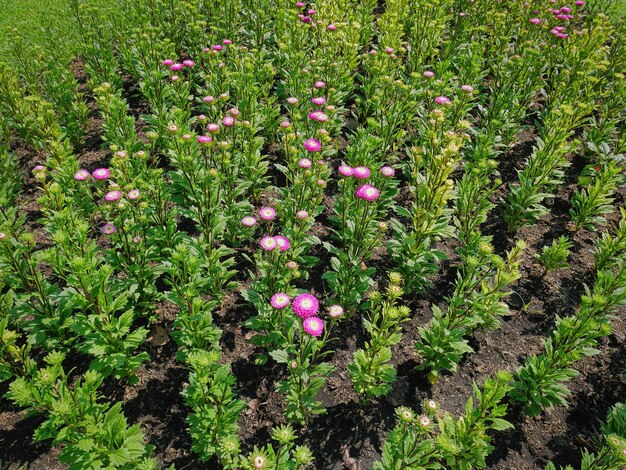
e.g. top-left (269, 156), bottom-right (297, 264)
top-left (170, 63), bottom-right (184, 71)
top-left (304, 138), bottom-right (322, 152)
top-left (299, 158), bottom-right (312, 169)
top-left (260, 236), bottom-right (278, 251)
top-left (292, 293), bottom-right (319, 319)
top-left (74, 169), bottom-right (90, 181)
top-left (328, 305), bottom-right (344, 318)
top-left (101, 223), bottom-right (117, 235)
top-left (242, 216), bottom-right (257, 227)
top-left (270, 293), bottom-right (291, 309)
top-left (223, 116), bottom-right (236, 126)
top-left (128, 189), bottom-right (140, 200)
top-left (286, 97), bottom-right (299, 105)
top-left (353, 166), bottom-right (371, 179)
top-left (223, 39), bottom-right (232, 45)
top-left (314, 81), bottom-right (326, 89)
top-left (529, 17), bottom-right (542, 25)
top-left (303, 316), bottom-right (324, 337)
top-left (105, 190), bottom-right (122, 202)
top-left (296, 210), bottom-right (309, 219)
top-left (162, 59), bottom-right (174, 66)
top-left (356, 184), bottom-right (381, 201)
top-left (327, 23), bottom-right (337, 31)
top-left (197, 135), bottom-right (213, 144)
top-left (33, 165), bottom-right (45, 172)
top-left (206, 123), bottom-right (220, 133)
top-left (311, 96), bottom-right (326, 106)
top-left (213, 45), bottom-right (223, 51)
top-left (92, 168), bottom-right (111, 180)
top-left (274, 235), bottom-right (291, 252)
top-left (203, 95), bottom-right (215, 103)
top-left (381, 166), bottom-right (395, 177)
top-left (259, 207), bottom-right (277, 221)
top-left (338, 165), bottom-right (354, 177)
top-left (435, 96), bottom-right (451, 105)
top-left (574, 0), bottom-right (585, 5)
top-left (183, 59), bottom-right (195, 67)
top-left (385, 47), bottom-right (394, 54)
top-left (423, 71), bottom-right (435, 78)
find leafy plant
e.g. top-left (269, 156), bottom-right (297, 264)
top-left (535, 235), bottom-right (572, 272)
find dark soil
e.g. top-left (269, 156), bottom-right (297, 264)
top-left (1, 62), bottom-right (625, 470)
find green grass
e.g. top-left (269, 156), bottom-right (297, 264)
top-left (0, 0), bottom-right (77, 60)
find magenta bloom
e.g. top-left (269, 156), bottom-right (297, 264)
top-left (304, 138), bottom-right (322, 152)
top-left (33, 165), bottom-right (45, 172)
top-left (101, 223), bottom-right (116, 235)
top-left (423, 71), bottom-right (435, 78)
top-left (105, 190), bottom-right (122, 202)
top-left (223, 116), bottom-right (236, 126)
top-left (203, 95), bottom-right (215, 103)
top-left (162, 59), bottom-right (174, 66)
top-left (74, 169), bottom-right (90, 181)
top-left (314, 81), bottom-right (326, 89)
top-left (292, 293), bottom-right (319, 319)
top-left (259, 207), bottom-right (277, 221)
top-left (280, 121), bottom-right (291, 128)
top-left (223, 39), bottom-right (232, 45)
top-left (296, 210), bottom-right (309, 219)
top-left (128, 189), bottom-right (140, 200)
top-left (286, 97), bottom-right (299, 105)
top-left (197, 135), bottom-right (213, 144)
top-left (529, 17), bottom-right (542, 25)
top-left (353, 166), bottom-right (371, 179)
top-left (461, 84), bottom-right (474, 93)
top-left (260, 236), bottom-right (278, 251)
top-left (381, 166), bottom-right (395, 177)
top-left (92, 168), bottom-right (111, 180)
top-left (311, 96), bottom-right (326, 106)
top-left (213, 45), bottom-right (223, 51)
top-left (435, 96), bottom-right (451, 105)
top-left (270, 293), bottom-right (291, 309)
top-left (303, 316), bottom-right (324, 337)
top-left (301, 16), bottom-right (312, 23)
top-left (338, 165), bottom-right (354, 177)
top-left (356, 184), bottom-right (381, 201)
top-left (309, 111), bottom-right (328, 122)
top-left (574, 0), bottom-right (585, 5)
top-left (295, 1), bottom-right (305, 7)
top-left (207, 123), bottom-right (220, 133)
top-left (170, 63), bottom-right (183, 71)
top-left (307, 8), bottom-right (316, 15)
top-left (183, 60), bottom-right (195, 67)
top-left (327, 23), bottom-right (337, 31)
top-left (299, 158), bottom-right (312, 169)
top-left (328, 305), bottom-right (344, 318)
top-left (242, 216), bottom-right (257, 227)
top-left (385, 47), bottom-right (394, 54)
top-left (274, 235), bottom-right (291, 252)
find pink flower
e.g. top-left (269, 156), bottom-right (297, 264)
top-left (183, 60), bottom-right (195, 67)
top-left (260, 236), bottom-right (278, 251)
top-left (105, 190), bottom-right (122, 202)
top-left (304, 138), bottom-right (322, 152)
top-left (203, 95), bottom-right (215, 103)
top-left (280, 121), bottom-right (291, 128)
top-left (307, 8), bottom-right (316, 15)
top-left (327, 24), bottom-right (337, 31)
top-left (303, 316), bottom-right (324, 336)
top-left (33, 165), bottom-right (45, 172)
top-left (128, 189), bottom-right (140, 200)
top-left (299, 158), bottom-right (313, 169)
top-left (286, 97), bottom-right (299, 105)
top-left (132, 236), bottom-right (142, 244)
top-left (435, 96), bottom-right (451, 105)
top-left (301, 16), bottom-right (312, 23)
top-left (328, 305), bottom-right (344, 318)
top-left (101, 223), bottom-right (116, 235)
top-left (213, 45), bottom-right (223, 51)
top-left (259, 207), bottom-right (277, 221)
top-left (574, 0), bottom-right (585, 5)
top-left (223, 39), bottom-right (232, 45)
top-left (296, 210), bottom-right (309, 219)
top-left (381, 166), bottom-right (395, 177)
top-left (420, 416), bottom-right (431, 427)
top-left (309, 111), bottom-right (328, 122)
top-left (295, 1), bottom-right (305, 6)
top-left (423, 71), bottom-right (435, 78)
top-left (274, 235), bottom-right (291, 252)
top-left (356, 184), bottom-right (381, 201)
top-left (385, 47), bottom-right (394, 54)
top-left (338, 165), bottom-right (354, 177)
top-left (315, 81), bottom-right (326, 89)
top-left (270, 293), bottom-right (291, 309)
top-left (311, 96), bottom-right (326, 106)
top-left (170, 63), bottom-right (183, 71)
top-left (461, 84), bottom-right (474, 93)
top-left (207, 123), bottom-right (220, 133)
top-left (293, 293), bottom-right (319, 319)
top-left (242, 216), bottom-right (257, 227)
top-left (92, 168), bottom-right (111, 180)
top-left (162, 59), bottom-right (174, 66)
top-left (223, 116), bottom-right (236, 126)
top-left (74, 169), bottom-right (90, 181)
top-left (353, 166), bottom-right (371, 179)
top-left (171, 75), bottom-right (179, 82)
top-left (197, 135), bottom-right (213, 144)
top-left (529, 17), bottom-right (542, 24)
